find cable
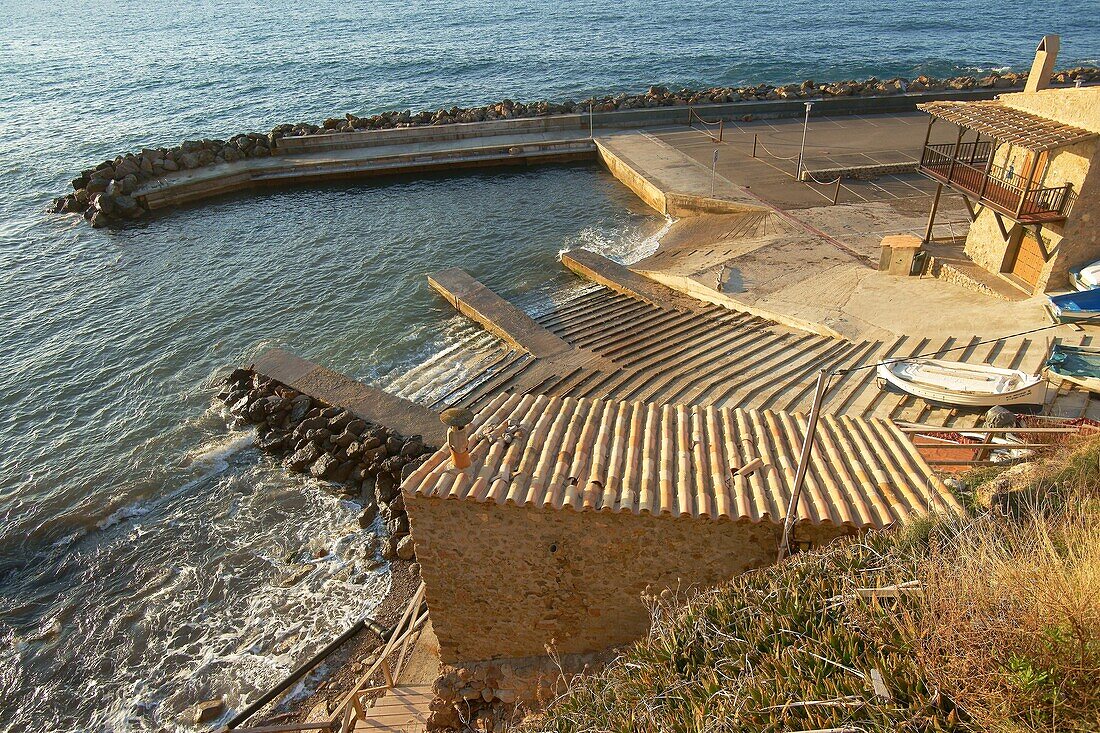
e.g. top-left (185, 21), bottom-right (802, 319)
top-left (832, 311), bottom-right (1100, 376)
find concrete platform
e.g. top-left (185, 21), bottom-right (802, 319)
top-left (427, 268), bottom-right (572, 357)
top-left (252, 348), bottom-right (447, 445)
top-left (135, 131), bottom-right (595, 210)
top-left (561, 249), bottom-right (697, 310)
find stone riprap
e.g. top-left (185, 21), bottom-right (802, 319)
top-left (220, 367), bottom-right (435, 561)
top-left (50, 67), bottom-right (1100, 227)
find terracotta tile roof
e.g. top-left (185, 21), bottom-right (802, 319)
top-left (403, 393), bottom-right (958, 529)
top-left (918, 100), bottom-right (1096, 152)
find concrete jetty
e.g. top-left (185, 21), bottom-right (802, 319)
top-left (104, 88), bottom-right (1034, 216)
top-left (427, 268), bottom-right (571, 357)
top-left (252, 348), bottom-right (446, 445)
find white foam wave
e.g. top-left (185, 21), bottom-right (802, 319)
top-left (182, 431), bottom-right (255, 469)
top-left (558, 214), bottom-right (673, 266)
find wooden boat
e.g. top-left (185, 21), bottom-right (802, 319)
top-left (1046, 344), bottom-right (1100, 393)
top-left (1047, 288), bottom-right (1100, 324)
top-left (1070, 260), bottom-right (1100, 292)
top-left (876, 358), bottom-right (1046, 406)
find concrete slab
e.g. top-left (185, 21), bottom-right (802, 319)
top-left (594, 131), bottom-right (766, 215)
top-left (252, 348), bottom-right (446, 445)
top-left (561, 249), bottom-right (696, 310)
top-left (427, 268), bottom-right (571, 357)
top-left (651, 111), bottom-right (952, 211)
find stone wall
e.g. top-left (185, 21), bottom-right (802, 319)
top-left (404, 493), bottom-right (856, 665)
top-left (51, 68), bottom-right (1099, 227)
top-left (220, 367), bottom-right (437, 561)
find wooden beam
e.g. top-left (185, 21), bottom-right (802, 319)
top-left (923, 183), bottom-right (943, 243)
top-left (960, 195), bottom-right (979, 222)
top-left (994, 212), bottom-right (1012, 242)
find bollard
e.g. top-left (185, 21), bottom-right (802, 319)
top-left (718, 120), bottom-right (724, 142)
top-left (752, 134), bottom-right (757, 158)
top-left (833, 177), bottom-right (842, 205)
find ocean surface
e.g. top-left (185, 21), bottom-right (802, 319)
top-left (0, 1), bottom-right (1095, 730)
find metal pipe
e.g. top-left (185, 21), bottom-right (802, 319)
top-left (777, 369), bottom-right (829, 562)
top-left (224, 618), bottom-right (386, 731)
top-left (752, 133), bottom-right (758, 158)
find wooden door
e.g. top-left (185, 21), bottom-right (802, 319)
top-left (1006, 230), bottom-right (1046, 287)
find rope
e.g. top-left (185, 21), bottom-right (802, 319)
top-left (687, 107), bottom-right (722, 127)
top-left (802, 170), bottom-right (843, 185)
top-left (754, 140), bottom-right (801, 161)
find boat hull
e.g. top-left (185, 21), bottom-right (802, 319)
top-left (877, 361), bottom-right (1046, 407)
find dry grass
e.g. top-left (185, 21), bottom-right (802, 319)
top-left (524, 436), bottom-right (1100, 733)
top-left (910, 436), bottom-right (1100, 733)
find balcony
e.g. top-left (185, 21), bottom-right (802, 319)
top-left (919, 142), bottom-right (1076, 224)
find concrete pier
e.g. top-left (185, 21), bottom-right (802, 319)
top-left (252, 348), bottom-right (447, 445)
top-left (427, 269), bottom-right (571, 357)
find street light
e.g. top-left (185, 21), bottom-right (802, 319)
top-left (797, 101), bottom-right (814, 181)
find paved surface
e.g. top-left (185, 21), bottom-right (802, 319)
top-left (427, 268), bottom-right (572, 357)
top-left (135, 130), bottom-right (595, 208)
top-left (659, 111), bottom-right (955, 210)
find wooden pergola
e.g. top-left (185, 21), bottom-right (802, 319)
top-left (916, 100), bottom-right (1095, 239)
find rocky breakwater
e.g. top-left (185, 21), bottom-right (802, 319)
top-left (50, 134), bottom-right (273, 228)
top-left (219, 367), bottom-right (434, 562)
top-left (52, 67), bottom-right (1099, 227)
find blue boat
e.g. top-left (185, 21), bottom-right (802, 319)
top-left (1047, 288), bottom-right (1100, 324)
top-left (1047, 344), bottom-right (1100, 392)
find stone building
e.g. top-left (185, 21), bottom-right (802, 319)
top-left (401, 391), bottom-right (957, 705)
top-left (918, 35), bottom-right (1099, 295)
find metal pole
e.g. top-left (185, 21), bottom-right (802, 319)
top-left (796, 101), bottom-right (813, 180)
top-left (832, 176), bottom-right (842, 205)
top-left (589, 101), bottom-right (594, 139)
top-left (777, 369), bottom-right (829, 562)
top-left (711, 149), bottom-right (718, 198)
top-left (752, 134), bottom-right (758, 158)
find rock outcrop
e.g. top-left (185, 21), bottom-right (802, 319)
top-left (218, 367), bottom-right (434, 562)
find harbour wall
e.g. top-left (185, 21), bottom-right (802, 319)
top-left (49, 68), bottom-right (1100, 225)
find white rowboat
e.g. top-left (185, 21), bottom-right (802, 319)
top-left (876, 359), bottom-right (1046, 407)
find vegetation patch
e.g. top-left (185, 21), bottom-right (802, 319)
top-left (524, 435), bottom-right (1100, 733)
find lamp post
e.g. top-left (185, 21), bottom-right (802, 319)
top-left (796, 101), bottom-right (813, 181)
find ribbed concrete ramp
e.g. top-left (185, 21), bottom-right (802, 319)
top-left (387, 286), bottom-right (1099, 428)
top-left (404, 392), bottom-right (958, 528)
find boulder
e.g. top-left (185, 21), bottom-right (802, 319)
top-left (288, 395), bottom-right (312, 423)
top-left (358, 504), bottom-right (378, 528)
top-left (396, 535), bottom-right (416, 560)
top-left (375, 473), bottom-right (398, 503)
top-left (309, 454), bottom-right (340, 479)
top-left (285, 443), bottom-right (322, 472)
top-left (193, 699), bottom-right (224, 724)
